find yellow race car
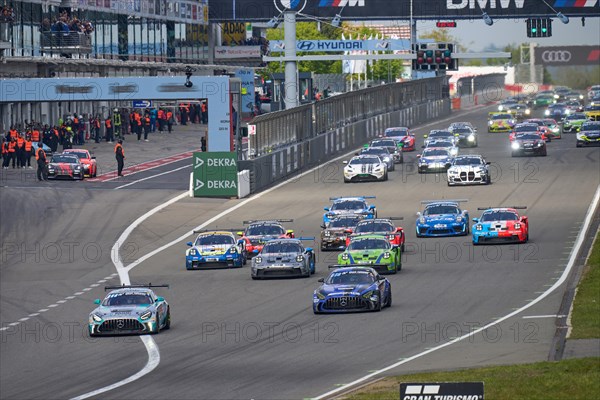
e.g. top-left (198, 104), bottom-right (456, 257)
top-left (487, 112), bottom-right (516, 133)
top-left (585, 104), bottom-right (600, 122)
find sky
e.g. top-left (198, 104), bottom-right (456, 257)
top-left (417, 17), bottom-right (600, 51)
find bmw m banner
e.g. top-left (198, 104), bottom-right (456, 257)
top-left (400, 382), bottom-right (484, 400)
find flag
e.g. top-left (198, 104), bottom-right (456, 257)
top-left (341, 33), bottom-right (352, 74)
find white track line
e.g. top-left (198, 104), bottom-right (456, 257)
top-left (314, 184), bottom-right (600, 400)
top-left (114, 164), bottom-right (192, 190)
top-left (70, 104), bottom-right (496, 399)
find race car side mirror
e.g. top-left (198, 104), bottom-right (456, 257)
top-left (94, 299), bottom-right (101, 304)
top-left (416, 154), bottom-right (421, 158)
top-left (423, 134), bottom-right (428, 138)
top-left (343, 160), bottom-right (349, 164)
top-left (156, 297), bottom-right (164, 302)
top-left (236, 231), bottom-right (244, 236)
top-left (318, 278), bottom-right (324, 283)
top-left (345, 229), bottom-right (353, 234)
top-left (486, 161), bottom-right (491, 165)
top-left (472, 218), bottom-right (479, 223)
top-left (369, 205), bottom-right (375, 210)
top-left (324, 207), bottom-right (330, 211)
top-left (252, 249), bottom-right (259, 254)
top-left (306, 247), bottom-right (313, 252)
top-left (186, 241), bottom-right (193, 246)
top-left (92, 156), bottom-right (96, 159)
top-left (320, 224), bottom-right (326, 229)
top-left (416, 212), bottom-right (421, 217)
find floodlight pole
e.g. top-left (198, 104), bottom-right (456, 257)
top-left (284, 10), bottom-right (299, 109)
top-left (410, 0), bottom-right (416, 80)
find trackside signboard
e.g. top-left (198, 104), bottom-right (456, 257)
top-left (193, 152), bottom-right (238, 197)
top-left (400, 382), bottom-right (484, 400)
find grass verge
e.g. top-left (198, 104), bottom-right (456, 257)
top-left (569, 232), bottom-right (600, 339)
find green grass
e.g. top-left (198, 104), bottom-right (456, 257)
top-left (570, 233), bottom-right (600, 339)
top-left (343, 358), bottom-right (600, 400)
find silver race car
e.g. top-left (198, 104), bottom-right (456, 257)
top-left (88, 284), bottom-right (170, 336)
top-left (251, 238), bottom-right (315, 279)
top-left (447, 155), bottom-right (491, 186)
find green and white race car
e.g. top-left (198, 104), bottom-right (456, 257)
top-left (337, 234), bottom-right (401, 274)
top-left (562, 113), bottom-right (588, 133)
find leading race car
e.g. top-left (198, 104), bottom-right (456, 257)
top-left (343, 155), bottom-right (388, 183)
top-left (416, 200), bottom-right (470, 237)
top-left (382, 127), bottom-right (415, 151)
top-left (185, 230), bottom-right (246, 269)
top-left (338, 234), bottom-right (401, 274)
top-left (47, 153), bottom-right (84, 180)
top-left (511, 133), bottom-right (547, 157)
top-left (320, 215), bottom-right (364, 251)
top-left (423, 130), bottom-right (457, 147)
top-left (359, 146), bottom-right (395, 171)
top-left (251, 238), bottom-right (315, 279)
top-left (238, 219), bottom-right (294, 257)
top-left (417, 148), bottom-right (453, 174)
top-left (447, 155), bottom-right (491, 186)
top-left (487, 112), bottom-right (516, 133)
top-left (472, 206), bottom-right (529, 245)
top-left (88, 284), bottom-right (170, 336)
top-left (323, 196), bottom-right (377, 225)
top-left (576, 121), bottom-right (600, 147)
top-left (449, 123), bottom-right (478, 147)
top-left (63, 149), bottom-right (97, 177)
top-left (345, 217), bottom-right (405, 251)
top-left (313, 266), bottom-right (391, 313)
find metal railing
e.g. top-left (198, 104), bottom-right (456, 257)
top-left (249, 77), bottom-right (448, 157)
top-left (40, 32), bottom-right (92, 53)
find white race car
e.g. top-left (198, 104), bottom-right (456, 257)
top-left (343, 155), bottom-right (388, 183)
top-left (447, 155), bottom-right (491, 186)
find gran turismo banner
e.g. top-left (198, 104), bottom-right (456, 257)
top-left (209, 0), bottom-right (600, 21)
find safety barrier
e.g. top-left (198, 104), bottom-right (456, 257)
top-left (454, 73), bottom-right (506, 110)
top-left (40, 32), bottom-right (92, 54)
top-left (239, 98), bottom-right (450, 194)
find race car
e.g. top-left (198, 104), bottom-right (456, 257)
top-left (323, 196), bottom-right (377, 225)
top-left (185, 230), bottom-right (246, 269)
top-left (576, 121), bottom-right (600, 147)
top-left (359, 146), bottom-right (395, 171)
top-left (511, 133), bottom-right (547, 157)
top-left (562, 113), bottom-right (589, 133)
top-left (383, 127), bottom-right (415, 151)
top-left (545, 103), bottom-right (571, 120)
top-left (497, 98), bottom-right (518, 112)
top-left (237, 219), bottom-right (294, 257)
top-left (320, 215), bottom-right (364, 251)
top-left (532, 93), bottom-right (556, 109)
top-left (416, 200), bottom-right (469, 237)
top-left (585, 104), bottom-right (600, 121)
top-left (523, 118), bottom-right (560, 140)
top-left (47, 153), bottom-right (84, 180)
top-left (472, 206), bottom-right (529, 245)
top-left (313, 266), bottom-right (391, 313)
top-left (564, 100), bottom-right (584, 113)
top-left (423, 130), bottom-right (457, 147)
top-left (506, 103), bottom-right (531, 120)
top-left (487, 112), bottom-right (516, 132)
top-left (63, 149), bottom-right (97, 177)
top-left (88, 284), bottom-right (170, 336)
top-left (31, 141), bottom-right (53, 160)
top-left (417, 148), bottom-right (453, 173)
top-left (368, 138), bottom-right (404, 163)
top-left (424, 139), bottom-right (459, 157)
top-left (338, 234), bottom-right (401, 274)
top-left (510, 123), bottom-right (549, 142)
top-left (343, 155), bottom-right (388, 183)
top-left (447, 155), bottom-right (491, 186)
top-left (588, 85), bottom-right (600, 100)
top-left (449, 124), bottom-right (478, 147)
top-left (345, 217), bottom-right (405, 251)
top-left (251, 238), bottom-right (315, 279)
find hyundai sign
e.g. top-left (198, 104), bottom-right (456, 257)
top-left (209, 0), bottom-right (599, 21)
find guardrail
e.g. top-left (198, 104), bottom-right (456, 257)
top-left (249, 77), bottom-right (448, 157)
top-left (452, 73), bottom-right (506, 110)
top-left (40, 31), bottom-right (92, 53)
top-left (240, 97), bottom-right (451, 194)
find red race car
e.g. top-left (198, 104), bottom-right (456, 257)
top-left (345, 217), bottom-right (405, 251)
top-left (63, 149), bottom-right (97, 177)
top-left (238, 219), bottom-right (294, 257)
top-left (509, 123), bottom-right (549, 142)
top-left (382, 127), bottom-right (415, 151)
top-left (472, 207), bottom-right (528, 244)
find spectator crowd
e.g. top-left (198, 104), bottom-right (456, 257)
top-left (40, 10), bottom-right (94, 34)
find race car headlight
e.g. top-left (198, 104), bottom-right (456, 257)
top-left (92, 314), bottom-right (102, 322)
top-left (456, 216), bottom-right (463, 223)
top-left (450, 148), bottom-right (458, 156)
top-left (315, 291), bottom-right (326, 300)
top-left (383, 157), bottom-right (391, 162)
top-left (229, 247), bottom-right (237, 254)
top-left (565, 109), bottom-right (571, 115)
top-left (296, 255), bottom-right (304, 262)
top-left (362, 290), bottom-right (374, 299)
top-left (388, 234), bottom-right (395, 241)
top-left (552, 127), bottom-right (559, 132)
top-left (189, 249), bottom-right (197, 256)
top-left (140, 311), bottom-right (152, 320)
top-left (341, 253), bottom-right (349, 260)
top-left (476, 224), bottom-right (483, 231)
top-left (544, 110), bottom-right (550, 116)
top-left (498, 105), bottom-right (504, 111)
top-left (514, 223), bottom-right (521, 229)
top-left (74, 165), bottom-right (81, 170)
top-left (579, 94), bottom-right (584, 100)
top-left (467, 135), bottom-right (475, 142)
top-left (254, 256), bottom-right (262, 264)
top-left (511, 142), bottom-right (520, 150)
top-left (536, 142), bottom-right (543, 147)
top-left (488, 120), bottom-right (493, 126)
top-left (525, 109), bottom-right (531, 115)
top-left (554, 94), bottom-right (559, 99)
top-left (324, 231), bottom-right (331, 237)
top-left (419, 217), bottom-right (425, 224)
top-left (382, 252), bottom-right (391, 259)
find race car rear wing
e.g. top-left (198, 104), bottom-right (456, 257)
top-left (105, 284), bottom-right (169, 291)
top-left (421, 199), bottom-right (468, 205)
top-left (477, 206), bottom-right (527, 210)
top-left (242, 219), bottom-right (294, 224)
top-left (192, 229), bottom-right (244, 234)
top-left (328, 264), bottom-right (386, 269)
top-left (329, 196), bottom-right (376, 200)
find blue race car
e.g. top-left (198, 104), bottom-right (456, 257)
top-left (185, 230), bottom-right (246, 269)
top-left (416, 200), bottom-right (469, 237)
top-left (323, 196), bottom-right (377, 225)
top-left (313, 266), bottom-right (391, 314)
top-left (417, 148), bottom-right (453, 173)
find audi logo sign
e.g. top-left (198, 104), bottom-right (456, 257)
top-left (541, 50), bottom-right (572, 63)
top-left (535, 45), bottom-right (600, 66)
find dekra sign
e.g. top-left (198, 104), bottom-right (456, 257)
top-left (207, 158), bottom-right (236, 167)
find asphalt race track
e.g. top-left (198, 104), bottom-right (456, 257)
top-left (1, 104), bottom-right (599, 399)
